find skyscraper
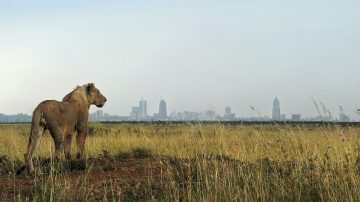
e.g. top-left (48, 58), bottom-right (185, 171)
top-left (224, 106), bottom-right (235, 121)
top-left (158, 99), bottom-right (167, 120)
top-left (131, 106), bottom-right (140, 120)
top-left (139, 99), bottom-right (147, 120)
top-left (225, 106), bottom-right (231, 116)
top-left (272, 97), bottom-right (281, 121)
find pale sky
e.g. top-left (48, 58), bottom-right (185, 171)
top-left (0, 0), bottom-right (359, 120)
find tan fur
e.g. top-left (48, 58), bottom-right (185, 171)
top-left (17, 83), bottom-right (107, 176)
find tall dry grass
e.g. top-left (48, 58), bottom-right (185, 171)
top-left (0, 123), bottom-right (360, 201)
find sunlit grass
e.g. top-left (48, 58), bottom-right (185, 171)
top-left (1, 123), bottom-right (360, 201)
top-left (2, 123), bottom-right (359, 163)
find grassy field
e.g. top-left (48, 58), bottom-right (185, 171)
top-left (1, 122), bottom-right (360, 201)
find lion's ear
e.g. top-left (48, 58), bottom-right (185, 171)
top-left (86, 83), bottom-right (95, 94)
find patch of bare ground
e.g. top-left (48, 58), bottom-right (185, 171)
top-left (0, 155), bottom-right (173, 201)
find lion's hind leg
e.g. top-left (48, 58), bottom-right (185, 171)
top-left (21, 125), bottom-right (45, 176)
top-left (63, 134), bottom-right (73, 160)
top-left (51, 129), bottom-right (66, 161)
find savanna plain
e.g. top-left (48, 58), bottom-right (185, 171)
top-left (1, 122), bottom-right (360, 201)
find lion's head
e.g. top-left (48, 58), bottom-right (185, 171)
top-left (86, 83), bottom-right (107, 107)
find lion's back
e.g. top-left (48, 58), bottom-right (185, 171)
top-left (35, 100), bottom-right (79, 131)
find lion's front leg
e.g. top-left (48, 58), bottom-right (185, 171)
top-left (76, 116), bottom-right (89, 159)
top-left (76, 130), bottom-right (87, 159)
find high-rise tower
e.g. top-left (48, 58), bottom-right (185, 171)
top-left (272, 97), bottom-right (281, 121)
top-left (139, 99), bottom-right (147, 120)
top-left (224, 106), bottom-right (235, 121)
top-left (158, 100), bottom-right (167, 120)
top-left (225, 106), bottom-right (231, 116)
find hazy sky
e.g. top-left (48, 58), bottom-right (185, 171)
top-left (0, 0), bottom-right (359, 120)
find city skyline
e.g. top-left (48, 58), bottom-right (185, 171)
top-left (92, 97), bottom-right (356, 122)
top-left (0, 1), bottom-right (359, 120)
top-left (125, 97), bottom-right (359, 121)
top-left (0, 96), bottom-right (358, 122)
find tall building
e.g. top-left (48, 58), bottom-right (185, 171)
top-left (224, 106), bottom-right (235, 121)
top-left (272, 97), bottom-right (281, 121)
top-left (131, 106), bottom-right (140, 120)
top-left (225, 106), bottom-right (231, 116)
top-left (139, 99), bottom-right (147, 120)
top-left (130, 99), bottom-right (147, 121)
top-left (158, 99), bottom-right (167, 120)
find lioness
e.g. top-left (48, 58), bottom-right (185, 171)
top-left (17, 83), bottom-right (107, 175)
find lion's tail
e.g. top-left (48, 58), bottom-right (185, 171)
top-left (16, 106), bottom-right (43, 176)
top-left (31, 106), bottom-right (43, 134)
